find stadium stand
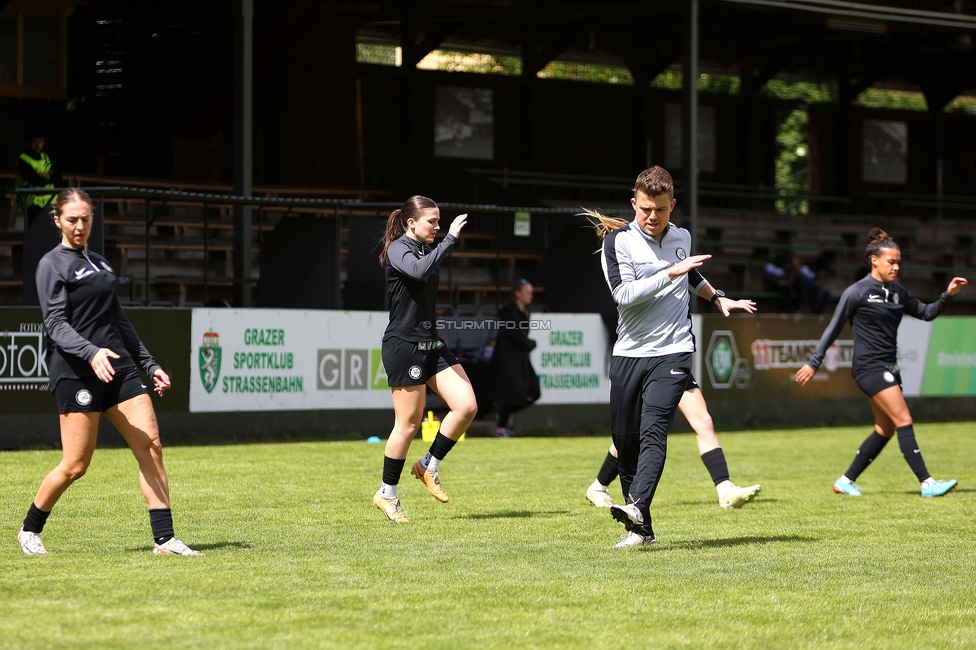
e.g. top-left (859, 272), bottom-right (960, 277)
top-left (2, 171), bottom-right (974, 312)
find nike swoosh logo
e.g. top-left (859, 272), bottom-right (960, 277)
top-left (913, 449), bottom-right (921, 454)
top-left (670, 369), bottom-right (685, 375)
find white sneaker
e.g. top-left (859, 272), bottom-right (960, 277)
top-left (613, 531), bottom-right (655, 548)
top-left (719, 483), bottom-right (762, 510)
top-left (17, 527), bottom-right (47, 555)
top-left (610, 503), bottom-right (644, 531)
top-left (585, 485), bottom-right (614, 508)
top-left (153, 538), bottom-right (203, 556)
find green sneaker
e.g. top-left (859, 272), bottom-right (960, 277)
top-left (833, 478), bottom-right (862, 497)
top-left (921, 479), bottom-right (957, 498)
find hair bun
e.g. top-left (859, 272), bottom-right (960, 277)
top-left (867, 227), bottom-right (891, 246)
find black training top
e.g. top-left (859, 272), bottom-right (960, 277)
top-left (383, 233), bottom-right (458, 342)
top-left (36, 244), bottom-right (160, 386)
top-left (807, 273), bottom-right (950, 372)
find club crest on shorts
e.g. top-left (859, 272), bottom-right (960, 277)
top-left (75, 389), bottom-right (92, 406)
top-left (883, 371), bottom-right (895, 383)
top-left (408, 365), bottom-right (423, 380)
top-left (676, 248), bottom-right (687, 260)
top-left (198, 329), bottom-right (222, 394)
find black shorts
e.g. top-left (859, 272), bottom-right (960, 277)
top-left (609, 352), bottom-right (693, 436)
top-left (853, 362), bottom-right (902, 398)
top-left (52, 367), bottom-right (148, 414)
top-left (382, 337), bottom-right (460, 387)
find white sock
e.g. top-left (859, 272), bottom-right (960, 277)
top-left (838, 475), bottom-right (854, 484)
top-left (590, 479), bottom-right (609, 492)
top-left (716, 480), bottom-right (733, 499)
top-left (420, 453), bottom-right (432, 470)
top-left (427, 456), bottom-right (441, 474)
top-left (380, 483), bottom-right (398, 499)
top-left (921, 477), bottom-right (934, 489)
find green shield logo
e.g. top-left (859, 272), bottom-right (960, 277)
top-left (706, 330), bottom-right (741, 389)
top-left (710, 338), bottom-right (734, 383)
top-left (199, 329), bottom-right (222, 394)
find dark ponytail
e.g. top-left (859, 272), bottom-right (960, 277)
top-left (378, 195), bottom-right (439, 266)
top-left (865, 227), bottom-right (898, 266)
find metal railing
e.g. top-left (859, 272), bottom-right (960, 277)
top-left (12, 186), bottom-right (580, 307)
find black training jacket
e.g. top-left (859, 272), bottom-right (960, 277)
top-left (383, 233), bottom-right (457, 342)
top-left (35, 245), bottom-right (160, 386)
top-left (807, 273), bottom-right (950, 373)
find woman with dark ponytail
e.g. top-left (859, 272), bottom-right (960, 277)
top-left (797, 228), bottom-right (967, 498)
top-left (373, 195), bottom-right (477, 523)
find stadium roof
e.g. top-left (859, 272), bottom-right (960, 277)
top-left (355, 0), bottom-right (976, 110)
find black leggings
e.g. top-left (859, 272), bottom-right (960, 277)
top-left (497, 402), bottom-right (530, 427)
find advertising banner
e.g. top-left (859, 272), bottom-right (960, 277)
top-left (189, 310), bottom-right (611, 413)
top-left (699, 315), bottom-right (859, 399)
top-left (0, 308), bottom-right (51, 414)
top-left (529, 313), bottom-right (609, 405)
top-left (190, 309), bottom-right (390, 413)
top-left (1, 307), bottom-right (189, 414)
top-left (895, 318), bottom-right (932, 398)
top-left (921, 317), bottom-right (976, 396)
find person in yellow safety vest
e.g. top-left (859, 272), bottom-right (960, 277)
top-left (14, 129), bottom-right (56, 231)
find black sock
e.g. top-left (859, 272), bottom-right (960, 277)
top-left (700, 448), bottom-right (730, 486)
top-left (844, 431), bottom-right (891, 481)
top-left (596, 452), bottom-right (619, 486)
top-left (897, 425), bottom-right (931, 482)
top-left (428, 432), bottom-right (458, 461)
top-left (382, 456), bottom-right (406, 486)
top-left (149, 508), bottom-right (175, 545)
top-left (22, 502), bottom-right (51, 534)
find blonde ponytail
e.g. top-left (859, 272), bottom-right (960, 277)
top-left (583, 209), bottom-right (630, 241)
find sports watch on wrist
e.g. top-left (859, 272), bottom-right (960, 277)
top-left (710, 289), bottom-right (726, 304)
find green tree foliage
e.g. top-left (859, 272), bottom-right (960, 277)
top-left (418, 50), bottom-right (521, 75)
top-left (945, 95), bottom-right (976, 114)
top-left (356, 43), bottom-right (397, 66)
top-left (775, 109), bottom-right (809, 216)
top-left (854, 88), bottom-right (927, 111)
top-left (537, 61), bottom-right (633, 84)
top-left (763, 79), bottom-right (835, 103)
top-left (650, 70), bottom-right (741, 94)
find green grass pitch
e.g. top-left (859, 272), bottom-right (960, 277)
top-left (1, 423), bottom-right (974, 649)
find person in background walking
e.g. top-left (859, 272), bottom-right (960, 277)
top-left (491, 278), bottom-right (540, 438)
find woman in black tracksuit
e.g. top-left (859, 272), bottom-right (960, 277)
top-left (490, 279), bottom-right (540, 438)
top-left (797, 228), bottom-right (967, 498)
top-left (17, 189), bottom-right (200, 556)
top-left (372, 195), bottom-right (477, 523)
